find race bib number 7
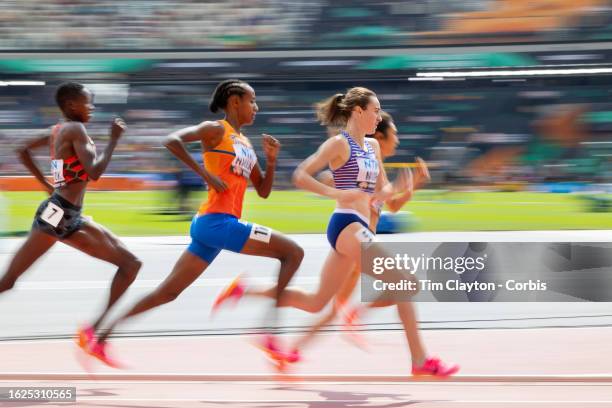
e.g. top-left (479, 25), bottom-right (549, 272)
top-left (40, 202), bottom-right (64, 228)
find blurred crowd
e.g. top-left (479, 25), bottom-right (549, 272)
top-left (0, 0), bottom-right (610, 50)
top-left (0, 0), bottom-right (611, 190)
top-left (0, 0), bottom-right (321, 49)
top-left (1, 79), bottom-right (610, 188)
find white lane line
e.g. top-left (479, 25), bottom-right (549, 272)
top-left (69, 399), bottom-right (612, 403)
top-left (7, 380), bottom-right (612, 386)
top-left (12, 276), bottom-right (319, 290)
top-left (0, 373), bottom-right (611, 383)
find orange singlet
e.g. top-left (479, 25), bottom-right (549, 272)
top-left (197, 120), bottom-right (257, 218)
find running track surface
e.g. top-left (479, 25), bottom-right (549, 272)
top-left (0, 231), bottom-right (611, 407)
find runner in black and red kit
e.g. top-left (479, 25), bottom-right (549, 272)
top-left (0, 82), bottom-right (141, 366)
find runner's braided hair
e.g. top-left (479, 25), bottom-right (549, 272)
top-left (209, 79), bottom-right (250, 113)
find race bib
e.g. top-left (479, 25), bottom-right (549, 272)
top-left (356, 157), bottom-right (379, 190)
top-left (355, 226), bottom-right (375, 243)
top-left (249, 223), bottom-right (272, 244)
top-left (51, 159), bottom-right (65, 186)
top-left (40, 201), bottom-right (64, 228)
top-left (231, 142), bottom-right (257, 178)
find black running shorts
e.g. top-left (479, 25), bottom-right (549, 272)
top-left (32, 193), bottom-right (85, 239)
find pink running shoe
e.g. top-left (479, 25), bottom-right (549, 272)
top-left (88, 341), bottom-right (124, 369)
top-left (255, 334), bottom-right (288, 372)
top-left (76, 325), bottom-right (95, 352)
top-left (342, 306), bottom-right (361, 330)
top-left (412, 357), bottom-right (459, 377)
top-left (284, 348), bottom-right (301, 364)
top-left (256, 334), bottom-right (284, 360)
top-left (212, 275), bottom-right (245, 314)
top-left (341, 306), bottom-right (369, 350)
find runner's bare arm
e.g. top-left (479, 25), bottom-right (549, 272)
top-left (385, 169), bottom-right (413, 212)
top-left (250, 134), bottom-right (280, 198)
top-left (374, 156), bottom-right (413, 212)
top-left (71, 118), bottom-right (125, 181)
top-left (15, 128), bottom-right (53, 194)
top-left (385, 157), bottom-right (430, 212)
top-left (163, 120), bottom-right (227, 192)
top-left (293, 137), bottom-right (348, 199)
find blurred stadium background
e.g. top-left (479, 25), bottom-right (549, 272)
top-left (1, 0), bottom-right (611, 235)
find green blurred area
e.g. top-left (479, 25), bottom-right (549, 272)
top-left (1, 191), bottom-right (610, 237)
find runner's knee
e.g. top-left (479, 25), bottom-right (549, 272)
top-left (289, 244), bottom-right (304, 265)
top-left (158, 287), bottom-right (182, 304)
top-left (113, 249), bottom-right (142, 276)
top-left (304, 295), bottom-right (328, 313)
top-left (278, 242), bottom-right (304, 266)
top-left (122, 256), bottom-right (142, 280)
top-left (0, 277), bottom-right (16, 292)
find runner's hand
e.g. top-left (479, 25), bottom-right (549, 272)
top-left (262, 134), bottom-right (280, 162)
top-left (110, 118), bottom-right (127, 141)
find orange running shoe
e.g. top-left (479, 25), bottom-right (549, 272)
top-left (212, 275), bottom-right (245, 314)
top-left (76, 325), bottom-right (95, 352)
